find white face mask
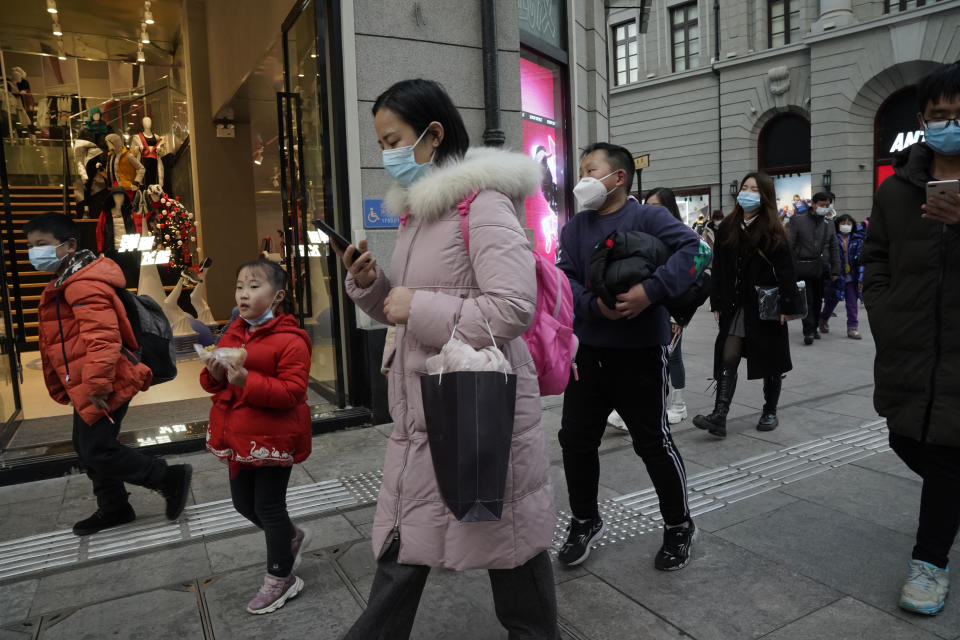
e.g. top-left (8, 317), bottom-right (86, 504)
top-left (573, 171), bottom-right (618, 210)
top-left (839, 224), bottom-right (853, 234)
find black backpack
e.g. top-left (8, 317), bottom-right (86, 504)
top-left (115, 288), bottom-right (178, 384)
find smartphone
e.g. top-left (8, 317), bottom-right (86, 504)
top-left (926, 179), bottom-right (960, 202)
top-left (312, 218), bottom-right (351, 253)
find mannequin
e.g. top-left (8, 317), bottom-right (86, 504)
top-left (11, 67), bottom-right (35, 125)
top-left (189, 257), bottom-right (216, 325)
top-left (105, 133), bottom-right (145, 193)
top-left (130, 116), bottom-right (166, 187)
top-left (96, 186), bottom-right (139, 286)
top-left (78, 107), bottom-right (113, 151)
top-left (74, 138), bottom-right (108, 218)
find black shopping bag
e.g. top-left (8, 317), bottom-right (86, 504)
top-left (420, 370), bottom-right (517, 522)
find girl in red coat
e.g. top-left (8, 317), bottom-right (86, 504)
top-left (200, 259), bottom-right (313, 615)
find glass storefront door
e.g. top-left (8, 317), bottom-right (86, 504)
top-left (280, 0), bottom-right (346, 406)
top-left (0, 136), bottom-right (24, 444)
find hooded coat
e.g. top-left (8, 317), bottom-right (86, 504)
top-left (345, 147), bottom-right (554, 570)
top-left (38, 255), bottom-right (152, 426)
top-left (862, 142), bottom-right (960, 448)
top-left (200, 313), bottom-right (313, 465)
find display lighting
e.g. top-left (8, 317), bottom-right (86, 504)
top-left (52, 21), bottom-right (62, 36)
top-left (46, 0), bottom-right (57, 14)
top-left (57, 40), bottom-right (66, 60)
top-left (140, 24), bottom-right (150, 44)
top-left (137, 45), bottom-right (146, 62)
top-left (143, 1), bottom-right (155, 24)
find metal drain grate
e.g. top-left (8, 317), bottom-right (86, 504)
top-left (550, 419), bottom-right (889, 551)
top-left (0, 422), bottom-right (889, 581)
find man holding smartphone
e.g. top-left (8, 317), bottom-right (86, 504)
top-left (863, 61), bottom-right (960, 617)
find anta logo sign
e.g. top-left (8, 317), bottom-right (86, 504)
top-left (889, 130), bottom-right (926, 153)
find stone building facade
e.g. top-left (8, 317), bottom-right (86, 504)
top-left (606, 0), bottom-right (960, 221)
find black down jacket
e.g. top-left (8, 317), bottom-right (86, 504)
top-left (589, 230), bottom-right (710, 326)
top-left (862, 142), bottom-right (960, 448)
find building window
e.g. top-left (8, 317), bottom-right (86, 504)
top-left (613, 20), bottom-right (638, 86)
top-left (670, 3), bottom-right (700, 72)
top-left (768, 0), bottom-right (800, 47)
top-left (885, 0), bottom-right (940, 12)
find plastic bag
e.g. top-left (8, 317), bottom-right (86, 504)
top-left (425, 338), bottom-right (510, 375)
top-left (193, 343), bottom-right (248, 366)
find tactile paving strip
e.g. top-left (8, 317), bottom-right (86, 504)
top-left (0, 422), bottom-right (888, 580)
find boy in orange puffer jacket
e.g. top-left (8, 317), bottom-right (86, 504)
top-left (25, 213), bottom-right (192, 536)
top-left (200, 258), bottom-right (312, 615)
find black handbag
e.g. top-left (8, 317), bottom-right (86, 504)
top-left (755, 250), bottom-right (807, 321)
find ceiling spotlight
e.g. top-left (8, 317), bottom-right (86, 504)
top-left (144, 1), bottom-right (155, 24)
top-left (140, 25), bottom-right (150, 44)
top-left (310, 52), bottom-right (317, 58)
top-left (46, 0), bottom-right (57, 14)
top-left (253, 144), bottom-right (264, 166)
top-left (52, 21), bottom-right (62, 36)
top-left (57, 40), bottom-right (66, 60)
top-left (137, 45), bottom-right (146, 62)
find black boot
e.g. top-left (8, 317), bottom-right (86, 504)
top-left (72, 504), bottom-right (136, 536)
top-left (757, 376), bottom-right (782, 431)
top-left (693, 370), bottom-right (738, 438)
top-left (158, 464), bottom-right (193, 520)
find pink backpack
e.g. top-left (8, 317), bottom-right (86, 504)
top-left (458, 192), bottom-right (578, 396)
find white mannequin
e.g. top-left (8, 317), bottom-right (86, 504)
top-left (110, 191), bottom-right (126, 251)
top-left (131, 117), bottom-right (165, 186)
top-left (189, 259), bottom-right (216, 324)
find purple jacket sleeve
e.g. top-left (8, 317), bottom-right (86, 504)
top-left (642, 207), bottom-right (701, 303)
top-left (556, 218), bottom-right (602, 321)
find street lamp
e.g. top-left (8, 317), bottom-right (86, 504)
top-left (729, 180), bottom-right (739, 196)
top-left (822, 169), bottom-right (832, 191)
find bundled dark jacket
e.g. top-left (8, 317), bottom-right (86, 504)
top-left (825, 225), bottom-right (865, 301)
top-left (786, 212), bottom-right (840, 280)
top-left (710, 220), bottom-right (801, 380)
top-left (862, 143), bottom-right (960, 448)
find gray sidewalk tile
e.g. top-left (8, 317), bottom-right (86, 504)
top-left (585, 529), bottom-right (841, 640)
top-left (30, 542), bottom-right (211, 616)
top-left (802, 393), bottom-right (881, 420)
top-left (597, 446), bottom-right (711, 496)
top-left (188, 468), bottom-right (234, 504)
top-left (203, 556), bottom-right (362, 640)
top-left (0, 497), bottom-right (61, 540)
top-left (0, 579), bottom-right (38, 626)
top-left (0, 478), bottom-right (66, 508)
top-left (760, 596), bottom-right (942, 640)
top-left (715, 499), bottom-right (960, 639)
top-left (669, 430), bottom-right (779, 471)
top-left (36, 585), bottom-right (203, 640)
top-left (342, 505), bottom-right (377, 527)
top-left (694, 489), bottom-right (799, 534)
top-left (739, 406), bottom-right (866, 447)
top-left (299, 427), bottom-right (388, 479)
top-left (203, 513), bottom-right (363, 574)
top-left (778, 464), bottom-right (921, 538)
top-left (556, 574), bottom-right (688, 639)
top-left (851, 450), bottom-right (920, 483)
top-left (0, 624), bottom-right (36, 639)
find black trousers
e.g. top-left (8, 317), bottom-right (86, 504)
top-left (801, 276), bottom-right (825, 336)
top-left (230, 465), bottom-right (295, 577)
top-left (889, 433), bottom-right (960, 569)
top-left (72, 401), bottom-right (168, 512)
top-left (343, 539), bottom-right (560, 640)
top-left (559, 345), bottom-right (690, 525)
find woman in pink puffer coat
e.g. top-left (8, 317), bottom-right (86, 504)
top-left (340, 79), bottom-right (558, 640)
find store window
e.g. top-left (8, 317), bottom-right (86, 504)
top-left (758, 113), bottom-right (812, 215)
top-left (768, 0), bottom-right (800, 47)
top-left (612, 20), bottom-right (639, 86)
top-left (875, 86), bottom-right (923, 188)
top-left (520, 52), bottom-right (569, 263)
top-left (670, 3), bottom-right (700, 73)
top-left (672, 188), bottom-right (712, 227)
top-left (885, 0), bottom-right (941, 12)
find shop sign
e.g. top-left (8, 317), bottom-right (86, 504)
top-left (119, 234), bottom-right (156, 252)
top-left (140, 249), bottom-right (171, 266)
top-left (363, 199), bottom-right (400, 229)
top-left (519, 0), bottom-right (567, 54)
top-left (888, 129), bottom-right (925, 153)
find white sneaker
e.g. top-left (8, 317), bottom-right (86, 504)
top-left (607, 410), bottom-right (628, 431)
top-left (899, 559), bottom-right (949, 615)
top-left (666, 390), bottom-right (687, 424)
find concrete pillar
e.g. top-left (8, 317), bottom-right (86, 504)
top-left (181, 0), bottom-right (259, 319)
top-left (811, 0), bottom-right (857, 34)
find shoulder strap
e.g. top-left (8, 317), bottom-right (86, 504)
top-left (757, 248), bottom-right (778, 280)
top-left (457, 190), bottom-right (481, 254)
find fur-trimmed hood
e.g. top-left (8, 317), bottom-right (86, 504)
top-left (384, 147), bottom-right (541, 222)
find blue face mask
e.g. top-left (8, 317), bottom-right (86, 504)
top-left (242, 292), bottom-right (281, 327)
top-left (28, 242), bottom-right (65, 272)
top-left (382, 128), bottom-right (434, 187)
top-left (925, 121), bottom-right (960, 156)
top-left (737, 191), bottom-right (762, 212)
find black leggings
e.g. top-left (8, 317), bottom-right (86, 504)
top-left (720, 335), bottom-right (744, 373)
top-left (230, 465), bottom-right (295, 577)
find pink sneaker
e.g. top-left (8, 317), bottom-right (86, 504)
top-left (246, 573), bottom-right (304, 615)
top-left (291, 526), bottom-right (312, 571)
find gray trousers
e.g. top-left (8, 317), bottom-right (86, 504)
top-left (343, 539), bottom-right (560, 640)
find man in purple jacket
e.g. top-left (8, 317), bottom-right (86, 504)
top-left (556, 142), bottom-right (700, 571)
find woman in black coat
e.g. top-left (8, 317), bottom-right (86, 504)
top-left (693, 172), bottom-right (802, 437)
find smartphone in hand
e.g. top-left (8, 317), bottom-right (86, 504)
top-left (312, 218), bottom-right (351, 253)
top-left (926, 179), bottom-right (960, 203)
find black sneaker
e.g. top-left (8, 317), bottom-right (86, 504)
top-left (159, 464), bottom-right (193, 520)
top-left (803, 334), bottom-right (814, 345)
top-left (557, 517), bottom-right (605, 566)
top-left (654, 519), bottom-right (696, 571)
top-left (72, 504), bottom-right (136, 536)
